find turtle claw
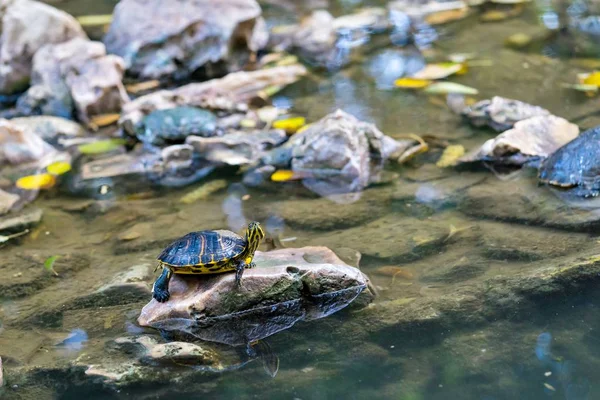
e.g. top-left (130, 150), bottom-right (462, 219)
top-left (153, 288), bottom-right (170, 303)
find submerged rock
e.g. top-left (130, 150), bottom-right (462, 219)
top-left (539, 125), bottom-right (600, 198)
top-left (120, 64), bottom-right (307, 132)
top-left (138, 247), bottom-right (373, 345)
top-left (459, 115), bottom-right (579, 166)
top-left (461, 96), bottom-right (551, 132)
top-left (186, 129), bottom-right (287, 166)
top-left (135, 106), bottom-right (218, 146)
top-left (104, 0), bottom-right (268, 80)
top-left (0, 0), bottom-right (86, 94)
top-left (16, 38), bottom-right (129, 122)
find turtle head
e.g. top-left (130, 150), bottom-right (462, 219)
top-left (246, 221), bottom-right (265, 246)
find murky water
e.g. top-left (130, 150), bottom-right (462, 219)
top-left (4, 0), bottom-right (600, 399)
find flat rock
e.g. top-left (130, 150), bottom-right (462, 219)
top-left (138, 246), bottom-right (373, 345)
top-left (458, 176), bottom-right (600, 231)
top-left (459, 115), bottom-right (579, 166)
top-left (104, 0), bottom-right (268, 80)
top-left (0, 207), bottom-right (42, 234)
top-left (0, 0), bottom-right (86, 94)
top-left (0, 251), bottom-right (90, 299)
top-left (460, 96), bottom-right (551, 132)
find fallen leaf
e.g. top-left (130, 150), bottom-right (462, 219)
top-left (543, 383), bottom-right (556, 391)
top-left (76, 14), bottom-right (113, 27)
top-left (412, 63), bottom-right (464, 80)
top-left (273, 117), bottom-right (306, 134)
top-left (125, 80), bottom-right (160, 94)
top-left (44, 255), bottom-right (59, 276)
top-left (373, 266), bottom-right (415, 282)
top-left (480, 5), bottom-right (523, 22)
top-left (424, 82), bottom-right (479, 95)
top-left (394, 77), bottom-right (432, 89)
top-left (424, 8), bottom-right (469, 25)
top-left (505, 33), bottom-right (532, 49)
top-left (564, 83), bottom-right (598, 97)
top-left (180, 179), bottom-right (228, 204)
top-left (296, 123), bottom-right (313, 133)
top-left (46, 161), bottom-right (71, 176)
top-left (78, 139), bottom-right (127, 155)
top-left (582, 71), bottom-right (600, 86)
top-left (448, 53), bottom-right (477, 63)
top-left (16, 174), bottom-right (56, 190)
top-left (436, 145), bottom-right (466, 167)
top-left (89, 113), bottom-right (120, 129)
top-left (271, 170), bottom-right (304, 182)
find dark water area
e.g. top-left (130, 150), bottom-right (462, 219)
top-left (3, 0), bottom-right (600, 399)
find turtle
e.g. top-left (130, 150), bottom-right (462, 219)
top-left (538, 124), bottom-right (600, 198)
top-left (135, 106), bottom-right (218, 146)
top-left (152, 221), bottom-right (265, 302)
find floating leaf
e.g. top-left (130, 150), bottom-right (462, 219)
top-left (505, 33), bottom-right (532, 49)
top-left (89, 113), bottom-right (120, 129)
top-left (44, 255), bottom-right (59, 276)
top-left (46, 161), bottom-right (71, 176)
top-left (412, 63), bottom-right (464, 80)
top-left (180, 180), bottom-right (228, 204)
top-left (273, 117), bottom-right (306, 134)
top-left (76, 14), bottom-right (113, 27)
top-left (16, 174), bottom-right (56, 190)
top-left (125, 80), bottom-right (160, 94)
top-left (480, 5), bottom-right (523, 22)
top-left (436, 145), bottom-right (466, 167)
top-left (424, 82), bottom-right (479, 95)
top-left (564, 83), bottom-right (598, 97)
top-left (582, 71), bottom-right (600, 86)
top-left (271, 170), bottom-right (307, 182)
top-left (78, 139), bottom-right (126, 155)
top-left (448, 53), bottom-right (477, 63)
top-left (394, 78), bottom-right (431, 89)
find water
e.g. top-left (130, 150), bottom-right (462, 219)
top-left (3, 0), bottom-right (600, 399)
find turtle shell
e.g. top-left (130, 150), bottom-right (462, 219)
top-left (158, 230), bottom-right (246, 267)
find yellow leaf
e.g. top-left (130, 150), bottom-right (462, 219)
top-left (125, 80), bottom-right (160, 94)
top-left (90, 113), bottom-right (120, 128)
top-left (296, 123), bottom-right (312, 133)
top-left (412, 63), bottom-right (463, 80)
top-left (273, 117), bottom-right (306, 134)
top-left (436, 145), bottom-right (466, 167)
top-left (78, 139), bottom-right (126, 155)
top-left (394, 78), bottom-right (432, 89)
top-left (424, 82), bottom-right (479, 95)
top-left (76, 14), bottom-right (113, 27)
top-left (46, 161), bottom-right (71, 176)
top-left (583, 71), bottom-right (600, 86)
top-left (16, 174), bottom-right (56, 190)
top-left (271, 170), bottom-right (299, 182)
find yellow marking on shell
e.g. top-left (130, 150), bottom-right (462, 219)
top-left (199, 235), bottom-right (206, 257)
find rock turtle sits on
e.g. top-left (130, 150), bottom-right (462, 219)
top-left (152, 221), bottom-right (265, 302)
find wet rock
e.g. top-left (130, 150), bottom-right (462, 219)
top-left (135, 106), bottom-right (218, 146)
top-left (304, 214), bottom-right (463, 262)
top-left (242, 164), bottom-right (276, 187)
top-left (120, 64), bottom-right (307, 132)
top-left (0, 207), bottom-right (42, 234)
top-left (539, 125), bottom-right (600, 198)
top-left (458, 175), bottom-right (600, 231)
top-left (291, 11), bottom-right (338, 68)
top-left (0, 189), bottom-right (19, 215)
top-left (16, 38), bottom-right (129, 122)
top-left (104, 0), bottom-right (268, 80)
top-left (186, 129), bottom-right (287, 166)
top-left (0, 0), bottom-right (86, 94)
top-left (459, 115), bottom-right (579, 166)
top-left (0, 251), bottom-right (89, 299)
top-left (0, 119), bottom-right (56, 165)
top-left (478, 221), bottom-right (591, 262)
top-left (255, 188), bottom-right (390, 231)
top-left (261, 109), bottom-right (414, 197)
top-left (420, 253), bottom-right (488, 284)
top-left (138, 247), bottom-right (373, 345)
top-left (9, 116), bottom-right (85, 148)
top-left (460, 96), bottom-right (551, 132)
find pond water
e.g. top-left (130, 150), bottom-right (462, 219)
top-left (3, 0), bottom-right (600, 399)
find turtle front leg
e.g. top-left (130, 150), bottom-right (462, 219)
top-left (152, 266), bottom-right (172, 302)
top-left (235, 259), bottom-right (247, 288)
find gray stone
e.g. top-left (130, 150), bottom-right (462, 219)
top-left (138, 247), bottom-right (373, 345)
top-left (104, 0), bottom-right (268, 80)
top-left (0, 189), bottom-right (19, 215)
top-left (460, 96), bottom-right (552, 132)
top-left (0, 0), bottom-right (86, 94)
top-left (9, 116), bottom-right (85, 146)
top-left (0, 119), bottom-right (56, 165)
top-left (0, 207), bottom-right (42, 234)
